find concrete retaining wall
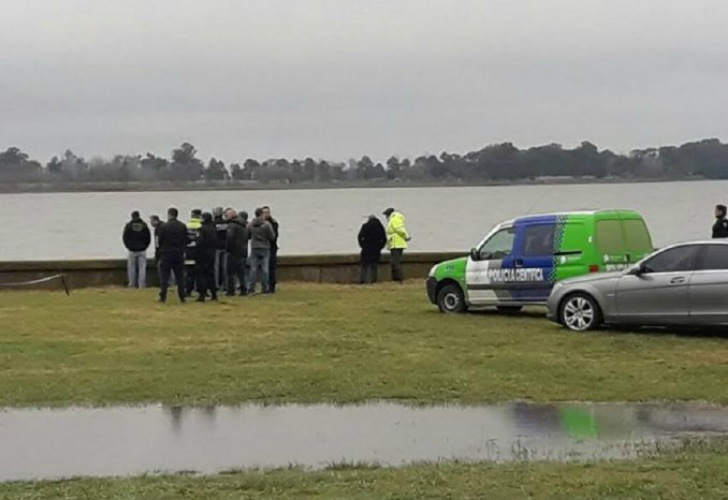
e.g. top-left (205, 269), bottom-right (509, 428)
top-left (0, 252), bottom-right (464, 290)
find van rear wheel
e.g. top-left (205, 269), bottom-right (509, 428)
top-left (560, 293), bottom-right (602, 332)
top-left (437, 284), bottom-right (466, 314)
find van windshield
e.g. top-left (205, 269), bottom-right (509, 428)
top-left (479, 228), bottom-right (515, 260)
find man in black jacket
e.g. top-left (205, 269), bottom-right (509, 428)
top-left (262, 206), bottom-right (279, 293)
top-left (195, 212), bottom-right (219, 302)
top-left (713, 204), bottom-right (728, 238)
top-left (122, 210), bottom-right (152, 288)
top-left (213, 207), bottom-right (229, 291)
top-left (158, 207), bottom-right (189, 303)
top-left (358, 215), bottom-right (387, 284)
top-left (225, 209), bottom-right (250, 296)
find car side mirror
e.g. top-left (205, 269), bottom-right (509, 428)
top-left (630, 263), bottom-right (649, 276)
top-left (470, 248), bottom-right (480, 261)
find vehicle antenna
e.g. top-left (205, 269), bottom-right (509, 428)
top-left (524, 189), bottom-right (549, 215)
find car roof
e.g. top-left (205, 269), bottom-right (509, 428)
top-left (508, 210), bottom-right (640, 226)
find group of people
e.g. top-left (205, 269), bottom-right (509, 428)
top-left (122, 204), bottom-right (410, 303)
top-left (122, 205), bottom-right (279, 303)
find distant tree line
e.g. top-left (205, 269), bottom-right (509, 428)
top-left (2, 139), bottom-right (728, 186)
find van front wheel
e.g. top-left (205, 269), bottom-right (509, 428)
top-left (437, 284), bottom-right (466, 314)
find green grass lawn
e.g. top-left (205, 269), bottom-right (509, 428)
top-left (2, 441), bottom-right (727, 500)
top-left (1, 282), bottom-right (727, 407)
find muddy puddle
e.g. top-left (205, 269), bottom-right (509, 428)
top-left (1, 401), bottom-right (727, 482)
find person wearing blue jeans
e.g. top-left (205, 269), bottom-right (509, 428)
top-left (122, 210), bottom-right (151, 288)
top-left (247, 207), bottom-right (276, 294)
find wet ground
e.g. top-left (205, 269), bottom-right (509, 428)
top-left (1, 401), bottom-right (728, 482)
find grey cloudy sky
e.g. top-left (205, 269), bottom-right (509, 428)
top-left (1, 0), bottom-right (726, 163)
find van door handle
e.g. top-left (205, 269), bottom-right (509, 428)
top-left (514, 259), bottom-right (524, 268)
top-left (670, 276), bottom-right (686, 284)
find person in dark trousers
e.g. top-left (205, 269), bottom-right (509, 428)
top-left (157, 207), bottom-right (189, 303)
top-left (358, 215), bottom-right (387, 284)
top-left (150, 215), bottom-right (161, 262)
top-left (213, 207), bottom-right (229, 291)
top-left (383, 207), bottom-right (410, 282)
top-left (262, 206), bottom-right (279, 293)
top-left (248, 207), bottom-right (276, 294)
top-left (122, 211), bottom-right (152, 288)
top-left (185, 209), bottom-right (203, 297)
top-left (713, 205), bottom-right (728, 238)
top-left (225, 208), bottom-right (249, 296)
top-left (194, 212), bottom-right (219, 302)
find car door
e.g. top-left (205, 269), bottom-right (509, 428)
top-left (688, 244), bottom-right (728, 324)
top-left (615, 245), bottom-right (702, 325)
top-left (465, 227), bottom-right (516, 306)
top-left (512, 222), bottom-right (555, 303)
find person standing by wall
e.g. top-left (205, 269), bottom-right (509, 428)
top-left (157, 207), bottom-right (188, 303)
top-left (225, 209), bottom-right (249, 296)
top-left (213, 207), bottom-right (229, 291)
top-left (122, 210), bottom-right (151, 288)
top-left (248, 207), bottom-right (276, 294)
top-left (712, 204), bottom-right (728, 238)
top-left (261, 206), bottom-right (279, 293)
top-left (185, 209), bottom-right (203, 297)
top-left (383, 207), bottom-right (410, 282)
top-left (357, 215), bottom-right (387, 284)
top-left (194, 212), bottom-right (218, 302)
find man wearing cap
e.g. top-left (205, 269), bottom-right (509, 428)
top-left (383, 207), bottom-right (410, 282)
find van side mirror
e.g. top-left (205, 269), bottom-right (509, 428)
top-left (470, 248), bottom-right (479, 261)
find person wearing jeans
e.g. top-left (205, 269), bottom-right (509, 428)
top-left (247, 207), bottom-right (276, 294)
top-left (225, 209), bottom-right (250, 296)
top-left (122, 210), bottom-right (151, 288)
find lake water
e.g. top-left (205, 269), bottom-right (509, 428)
top-left (0, 180), bottom-right (720, 261)
top-left (1, 401), bottom-right (727, 482)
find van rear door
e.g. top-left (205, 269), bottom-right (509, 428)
top-left (594, 219), bottom-right (631, 272)
top-left (620, 216), bottom-right (653, 262)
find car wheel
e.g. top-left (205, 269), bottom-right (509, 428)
top-left (497, 306), bottom-right (523, 313)
top-left (437, 284), bottom-right (466, 314)
top-left (560, 293), bottom-right (602, 332)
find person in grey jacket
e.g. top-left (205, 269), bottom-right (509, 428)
top-left (247, 207), bottom-right (276, 294)
top-left (225, 209), bottom-right (249, 296)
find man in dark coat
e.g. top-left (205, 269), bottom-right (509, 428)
top-left (713, 204), bottom-right (728, 238)
top-left (358, 215), bottom-right (387, 284)
top-left (262, 206), bottom-right (279, 293)
top-left (157, 207), bottom-right (189, 303)
top-left (225, 209), bottom-right (250, 296)
top-left (195, 212), bottom-right (219, 302)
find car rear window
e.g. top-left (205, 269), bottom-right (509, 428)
top-left (700, 245), bottom-right (728, 270)
top-left (595, 220), bottom-right (625, 255)
top-left (622, 219), bottom-right (653, 254)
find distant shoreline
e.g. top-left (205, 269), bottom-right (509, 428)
top-left (0, 175), bottom-right (707, 195)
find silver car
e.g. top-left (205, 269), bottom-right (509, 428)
top-left (547, 241), bottom-right (728, 331)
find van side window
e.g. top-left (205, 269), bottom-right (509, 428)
top-left (523, 224), bottom-right (555, 257)
top-left (622, 219), bottom-right (653, 254)
top-left (700, 245), bottom-right (728, 270)
top-left (479, 228), bottom-right (515, 260)
top-left (596, 220), bottom-right (625, 255)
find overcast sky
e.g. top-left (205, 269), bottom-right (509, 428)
top-left (1, 0), bottom-right (726, 163)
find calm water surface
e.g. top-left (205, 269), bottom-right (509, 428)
top-left (1, 401), bottom-right (727, 481)
top-left (0, 181), bottom-right (719, 260)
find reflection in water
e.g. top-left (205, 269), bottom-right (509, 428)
top-left (0, 401), bottom-right (726, 482)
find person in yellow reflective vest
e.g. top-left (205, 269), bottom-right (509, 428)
top-left (383, 207), bottom-right (411, 282)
